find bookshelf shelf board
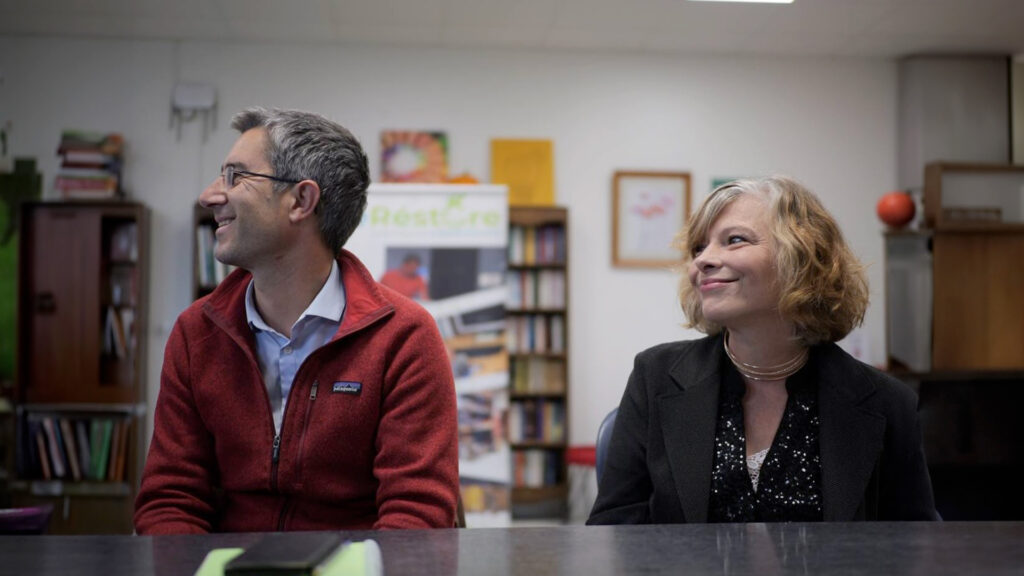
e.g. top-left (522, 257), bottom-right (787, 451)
top-left (9, 480), bottom-right (132, 498)
top-left (511, 441), bottom-right (568, 450)
top-left (511, 484), bottom-right (569, 501)
top-left (18, 403), bottom-right (146, 416)
top-left (506, 308), bottom-right (567, 315)
top-left (509, 391), bottom-right (566, 400)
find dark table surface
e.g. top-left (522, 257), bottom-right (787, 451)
top-left (2, 522), bottom-right (1023, 576)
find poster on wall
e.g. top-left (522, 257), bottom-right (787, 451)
top-left (346, 183), bottom-right (511, 527)
top-left (380, 131), bottom-right (449, 183)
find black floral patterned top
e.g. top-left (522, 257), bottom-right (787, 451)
top-left (707, 357), bottom-right (824, 523)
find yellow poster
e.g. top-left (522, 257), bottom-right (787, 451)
top-left (490, 139), bottom-right (554, 206)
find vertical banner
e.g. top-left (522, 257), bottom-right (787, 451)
top-left (346, 183), bottom-right (511, 527)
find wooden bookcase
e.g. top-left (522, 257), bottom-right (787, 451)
top-left (507, 206), bottom-right (569, 519)
top-left (888, 163), bottom-right (1024, 372)
top-left (885, 162), bottom-right (1024, 519)
top-left (10, 201), bottom-right (148, 534)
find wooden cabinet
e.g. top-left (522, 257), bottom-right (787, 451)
top-left (887, 163), bottom-right (1024, 519)
top-left (887, 163), bottom-right (1024, 372)
top-left (10, 201), bottom-right (148, 534)
top-left (931, 231), bottom-right (1024, 370)
top-left (506, 206), bottom-right (569, 519)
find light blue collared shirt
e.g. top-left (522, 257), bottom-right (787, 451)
top-left (245, 261), bottom-right (345, 433)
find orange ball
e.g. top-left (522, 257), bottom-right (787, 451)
top-left (876, 192), bottom-right (915, 228)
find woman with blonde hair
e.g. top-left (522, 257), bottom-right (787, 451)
top-left (588, 175), bottom-right (937, 523)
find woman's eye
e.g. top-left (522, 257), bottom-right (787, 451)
top-left (691, 243), bottom-right (706, 257)
top-left (727, 235), bottom-right (746, 245)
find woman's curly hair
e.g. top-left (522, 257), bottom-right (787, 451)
top-left (676, 175), bottom-right (868, 345)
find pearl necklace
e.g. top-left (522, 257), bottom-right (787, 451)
top-left (723, 331), bottom-right (809, 381)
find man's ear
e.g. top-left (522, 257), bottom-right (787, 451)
top-left (288, 180), bottom-right (321, 223)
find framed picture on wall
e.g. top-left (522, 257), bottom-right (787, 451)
top-left (612, 171), bottom-right (691, 268)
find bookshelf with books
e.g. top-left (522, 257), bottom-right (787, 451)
top-left (507, 206), bottom-right (569, 518)
top-left (10, 201), bottom-right (148, 533)
top-left (193, 203), bottom-right (234, 301)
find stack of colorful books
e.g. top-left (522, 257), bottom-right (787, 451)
top-left (55, 130), bottom-right (124, 199)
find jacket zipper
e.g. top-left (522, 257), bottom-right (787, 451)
top-left (277, 500), bottom-right (292, 531)
top-left (295, 380), bottom-right (319, 486)
top-left (271, 380), bottom-right (319, 530)
top-left (270, 433), bottom-right (282, 490)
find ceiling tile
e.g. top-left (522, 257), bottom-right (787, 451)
top-left (543, 26), bottom-right (645, 52)
top-left (218, 0), bottom-right (333, 28)
top-left (867, 0), bottom-right (1024, 39)
top-left (333, 23), bottom-right (442, 47)
top-left (440, 0), bottom-right (556, 28)
top-left (0, 0), bottom-right (1021, 59)
top-left (440, 25), bottom-right (548, 50)
top-left (331, 0), bottom-right (444, 28)
top-left (850, 32), bottom-right (1024, 57)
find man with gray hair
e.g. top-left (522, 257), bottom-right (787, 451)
top-left (135, 107), bottom-right (459, 533)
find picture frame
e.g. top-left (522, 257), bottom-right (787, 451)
top-left (612, 171), bottom-right (691, 268)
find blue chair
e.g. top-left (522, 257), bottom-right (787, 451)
top-left (595, 407), bottom-right (618, 483)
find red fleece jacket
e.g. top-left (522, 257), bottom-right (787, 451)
top-left (134, 250), bottom-right (459, 533)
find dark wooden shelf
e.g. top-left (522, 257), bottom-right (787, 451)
top-left (888, 370), bottom-right (1024, 382)
top-left (511, 484), bottom-right (569, 502)
top-left (510, 391), bottom-right (567, 400)
top-left (13, 201), bottom-right (149, 534)
top-left (8, 480), bottom-right (132, 498)
top-left (511, 441), bottom-right (567, 450)
top-left (18, 402), bottom-right (145, 415)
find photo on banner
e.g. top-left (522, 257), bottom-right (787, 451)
top-left (346, 183), bottom-right (512, 527)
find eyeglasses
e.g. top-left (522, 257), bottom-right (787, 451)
top-left (221, 165), bottom-right (301, 188)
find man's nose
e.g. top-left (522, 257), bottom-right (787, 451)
top-left (198, 176), bottom-right (225, 208)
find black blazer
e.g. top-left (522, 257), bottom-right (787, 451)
top-left (587, 334), bottom-right (938, 524)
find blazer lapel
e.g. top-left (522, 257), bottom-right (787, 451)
top-left (817, 344), bottom-right (886, 521)
top-left (660, 336), bottom-right (722, 523)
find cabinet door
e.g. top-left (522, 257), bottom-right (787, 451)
top-left (24, 206), bottom-right (102, 403)
top-left (932, 233), bottom-right (1024, 370)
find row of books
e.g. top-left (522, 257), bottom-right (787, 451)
top-left (55, 130), bottom-right (124, 200)
top-left (508, 224), bottom-right (566, 265)
top-left (103, 306), bottom-right (136, 359)
top-left (507, 314), bottom-right (566, 354)
top-left (196, 223), bottom-right (233, 288)
top-left (507, 269), bottom-right (566, 309)
top-left (19, 415), bottom-right (132, 483)
top-left (508, 399), bottom-right (566, 444)
top-left (510, 357), bottom-right (566, 395)
top-left (512, 449), bottom-right (562, 488)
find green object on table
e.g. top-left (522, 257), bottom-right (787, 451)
top-left (194, 541), bottom-right (381, 576)
top-left (193, 548), bottom-right (244, 576)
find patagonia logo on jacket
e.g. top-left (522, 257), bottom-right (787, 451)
top-left (332, 381), bottom-right (362, 394)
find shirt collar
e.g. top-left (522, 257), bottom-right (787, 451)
top-left (245, 260), bottom-right (345, 334)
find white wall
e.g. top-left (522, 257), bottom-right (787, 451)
top-left (0, 36), bottom-right (897, 447)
